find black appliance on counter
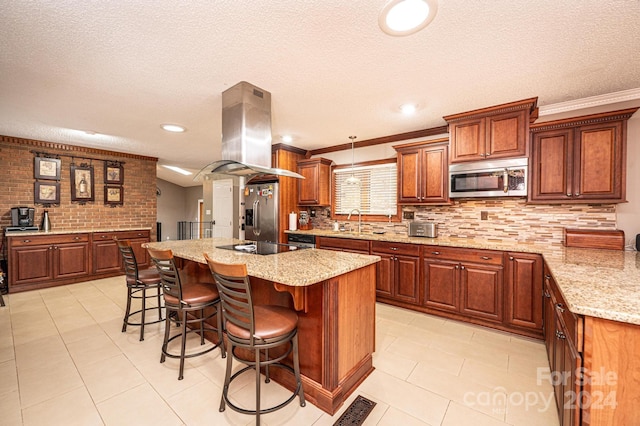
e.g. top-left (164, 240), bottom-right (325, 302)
top-left (216, 241), bottom-right (311, 256)
top-left (7, 207), bottom-right (38, 232)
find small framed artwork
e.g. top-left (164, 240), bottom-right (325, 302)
top-left (104, 185), bottom-right (123, 206)
top-left (34, 157), bottom-right (61, 180)
top-left (35, 181), bottom-right (60, 204)
top-left (104, 162), bottom-right (124, 184)
top-left (70, 164), bottom-right (95, 202)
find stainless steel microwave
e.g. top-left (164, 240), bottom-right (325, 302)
top-left (449, 157), bottom-right (528, 198)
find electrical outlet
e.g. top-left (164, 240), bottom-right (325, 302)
top-left (481, 211), bottom-right (488, 220)
top-left (310, 209), bottom-right (316, 218)
top-left (403, 211), bottom-right (415, 220)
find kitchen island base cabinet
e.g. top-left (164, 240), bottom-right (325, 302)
top-left (177, 257), bottom-right (377, 416)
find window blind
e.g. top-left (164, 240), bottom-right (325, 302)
top-left (334, 163), bottom-right (397, 215)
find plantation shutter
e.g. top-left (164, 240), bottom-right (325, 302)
top-left (334, 163), bottom-right (397, 215)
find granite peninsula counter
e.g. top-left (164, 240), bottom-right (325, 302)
top-left (145, 237), bottom-right (380, 415)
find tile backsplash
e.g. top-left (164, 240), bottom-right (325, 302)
top-left (309, 199), bottom-right (617, 246)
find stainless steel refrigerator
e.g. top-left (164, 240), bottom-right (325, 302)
top-left (244, 182), bottom-right (279, 243)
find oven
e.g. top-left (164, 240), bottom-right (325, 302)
top-left (449, 157), bottom-right (528, 198)
top-left (287, 233), bottom-right (316, 248)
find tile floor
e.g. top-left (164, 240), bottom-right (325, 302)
top-left (0, 276), bottom-right (560, 425)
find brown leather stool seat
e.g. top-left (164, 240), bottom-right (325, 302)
top-left (117, 240), bottom-right (163, 341)
top-left (205, 254), bottom-right (305, 425)
top-left (148, 248), bottom-right (225, 380)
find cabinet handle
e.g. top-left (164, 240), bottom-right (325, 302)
top-left (23, 239), bottom-right (31, 243)
top-left (567, 193), bottom-right (572, 197)
top-left (556, 303), bottom-right (565, 313)
top-left (73, 236), bottom-right (80, 240)
top-left (575, 192), bottom-right (580, 196)
top-left (455, 265), bottom-right (459, 269)
top-left (101, 235), bottom-right (108, 238)
top-left (485, 153), bottom-right (491, 157)
top-left (137, 233), bottom-right (143, 236)
top-left (555, 330), bottom-right (566, 340)
top-left (54, 246), bottom-right (58, 250)
top-left (509, 256), bottom-right (514, 260)
top-left (391, 247), bottom-right (398, 250)
top-left (480, 153), bottom-right (486, 157)
top-left (48, 246), bottom-right (53, 250)
top-left (544, 291), bottom-right (551, 298)
top-left (461, 265), bottom-right (465, 270)
top-left (431, 251), bottom-right (440, 255)
top-left (480, 256), bottom-right (491, 260)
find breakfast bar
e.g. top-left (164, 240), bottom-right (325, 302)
top-left (145, 237), bottom-right (380, 415)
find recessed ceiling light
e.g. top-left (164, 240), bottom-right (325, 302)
top-left (281, 135), bottom-right (293, 143)
top-left (161, 124), bottom-right (186, 133)
top-left (400, 104), bottom-right (417, 115)
top-left (162, 165), bottom-right (192, 175)
top-left (379, 0), bottom-right (438, 36)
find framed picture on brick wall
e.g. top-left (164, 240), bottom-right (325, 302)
top-left (71, 164), bottom-right (94, 202)
top-left (35, 181), bottom-right (60, 204)
top-left (105, 162), bottom-right (124, 184)
top-left (34, 157), bottom-right (61, 180)
top-left (104, 185), bottom-right (123, 206)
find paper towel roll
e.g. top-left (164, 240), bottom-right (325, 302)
top-left (289, 212), bottom-right (297, 231)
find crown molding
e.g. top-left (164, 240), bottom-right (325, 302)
top-left (539, 88), bottom-right (640, 116)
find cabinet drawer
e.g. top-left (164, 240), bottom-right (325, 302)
top-left (547, 274), bottom-right (582, 351)
top-left (9, 233), bottom-right (89, 247)
top-left (317, 237), bottom-right (369, 253)
top-left (422, 246), bottom-right (503, 265)
top-left (93, 230), bottom-right (150, 241)
top-left (371, 241), bottom-right (419, 256)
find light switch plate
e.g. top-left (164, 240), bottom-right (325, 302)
top-left (403, 211), bottom-right (414, 220)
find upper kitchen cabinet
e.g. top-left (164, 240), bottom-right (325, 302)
top-left (297, 157), bottom-right (332, 206)
top-left (394, 138), bottom-right (449, 204)
top-left (529, 108), bottom-right (638, 204)
top-left (444, 97), bottom-right (538, 163)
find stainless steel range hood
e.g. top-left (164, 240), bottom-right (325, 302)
top-left (195, 81), bottom-right (304, 180)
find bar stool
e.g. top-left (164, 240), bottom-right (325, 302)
top-left (116, 239), bottom-right (163, 341)
top-left (148, 248), bottom-right (225, 380)
top-left (204, 254), bottom-right (305, 425)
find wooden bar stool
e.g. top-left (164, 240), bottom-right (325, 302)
top-left (204, 254), bottom-right (305, 425)
top-left (116, 239), bottom-right (163, 341)
top-left (148, 248), bottom-right (225, 380)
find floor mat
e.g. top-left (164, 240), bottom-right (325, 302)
top-left (333, 395), bottom-right (377, 426)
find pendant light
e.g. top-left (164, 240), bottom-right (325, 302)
top-left (345, 135), bottom-right (360, 185)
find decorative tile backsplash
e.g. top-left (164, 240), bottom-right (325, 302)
top-left (309, 199), bottom-right (617, 246)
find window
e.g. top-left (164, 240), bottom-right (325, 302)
top-left (333, 162), bottom-right (397, 217)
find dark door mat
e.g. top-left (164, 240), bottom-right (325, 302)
top-left (333, 395), bottom-right (377, 426)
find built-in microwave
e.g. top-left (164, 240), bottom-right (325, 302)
top-left (449, 157), bottom-right (528, 198)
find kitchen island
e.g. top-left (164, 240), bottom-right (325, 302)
top-left (145, 237), bottom-right (380, 415)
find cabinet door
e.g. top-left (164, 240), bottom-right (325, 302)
top-left (54, 242), bottom-right (90, 279)
top-left (375, 254), bottom-right (394, 298)
top-left (505, 253), bottom-right (543, 331)
top-left (298, 162), bottom-right (320, 205)
top-left (543, 275), bottom-right (555, 365)
top-left (395, 255), bottom-right (420, 305)
top-left (530, 129), bottom-right (573, 202)
top-left (423, 259), bottom-right (459, 312)
top-left (10, 245), bottom-right (53, 285)
top-left (560, 335), bottom-right (581, 426)
top-left (421, 145), bottom-right (449, 203)
top-left (130, 238), bottom-right (150, 267)
top-left (574, 121), bottom-right (624, 201)
top-left (485, 109), bottom-right (528, 159)
top-left (460, 263), bottom-right (503, 322)
top-left (93, 240), bottom-right (121, 274)
top-left (450, 118), bottom-right (486, 163)
top-left (397, 148), bottom-right (421, 203)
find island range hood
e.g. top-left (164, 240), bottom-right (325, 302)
top-left (195, 81), bottom-right (304, 180)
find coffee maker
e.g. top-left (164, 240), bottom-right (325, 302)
top-left (8, 206), bottom-right (38, 231)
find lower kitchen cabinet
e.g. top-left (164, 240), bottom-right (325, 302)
top-left (371, 241), bottom-right (420, 304)
top-left (316, 236), bottom-right (370, 254)
top-left (7, 229), bottom-right (150, 292)
top-left (8, 233), bottom-right (90, 291)
top-left (505, 252), bottom-right (543, 335)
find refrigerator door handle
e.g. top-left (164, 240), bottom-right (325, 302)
top-left (253, 199), bottom-right (261, 236)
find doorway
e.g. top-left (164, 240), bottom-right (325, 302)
top-left (212, 179), bottom-right (233, 238)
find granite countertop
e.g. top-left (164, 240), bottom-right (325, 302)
top-left (4, 227), bottom-right (152, 237)
top-left (288, 229), bottom-right (640, 325)
top-left (145, 238), bottom-right (380, 288)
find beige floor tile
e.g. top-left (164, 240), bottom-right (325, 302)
top-left (384, 337), bottom-right (465, 376)
top-left (508, 353), bottom-right (551, 378)
top-left (60, 322), bottom-right (105, 344)
top-left (459, 358), bottom-right (551, 396)
top-left (0, 335), bottom-right (15, 363)
top-left (10, 314), bottom-right (60, 346)
top-left (66, 332), bottom-right (122, 367)
top-left (375, 303), bottom-right (418, 324)
top-left (0, 389), bottom-right (22, 425)
top-left (374, 329), bottom-right (397, 352)
top-left (97, 383), bottom-right (182, 426)
top-left (357, 369), bottom-right (449, 426)
top-left (17, 357), bottom-right (84, 408)
top-left (408, 362), bottom-right (507, 420)
top-left (14, 335), bottom-right (70, 371)
top-left (0, 359), bottom-right (18, 395)
top-left (505, 389), bottom-right (559, 426)
top-left (135, 352), bottom-right (209, 399)
top-left (378, 406), bottom-right (434, 426)
top-left (442, 402), bottom-right (513, 426)
top-left (77, 353), bottom-right (146, 403)
top-left (22, 387), bottom-right (103, 426)
top-left (373, 349), bottom-right (417, 380)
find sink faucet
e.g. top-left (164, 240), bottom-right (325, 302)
top-left (347, 209), bottom-right (362, 233)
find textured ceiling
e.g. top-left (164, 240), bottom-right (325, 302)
top-left (1, 0), bottom-right (639, 186)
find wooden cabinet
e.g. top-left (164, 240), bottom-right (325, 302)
top-left (8, 233), bottom-right (90, 291)
top-left (529, 108), bottom-right (638, 203)
top-left (316, 236), bottom-right (370, 254)
top-left (297, 158), bottom-right (332, 206)
top-left (505, 252), bottom-right (543, 335)
top-left (394, 138), bottom-right (449, 204)
top-left (444, 98), bottom-right (537, 164)
top-left (422, 246), bottom-right (504, 323)
top-left (543, 265), bottom-right (583, 426)
top-left (371, 241), bottom-right (420, 304)
top-left (92, 230), bottom-right (151, 274)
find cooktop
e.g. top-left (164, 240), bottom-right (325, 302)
top-left (216, 241), bottom-right (309, 255)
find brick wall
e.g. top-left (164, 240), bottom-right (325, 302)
top-left (0, 136), bottom-right (158, 246)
